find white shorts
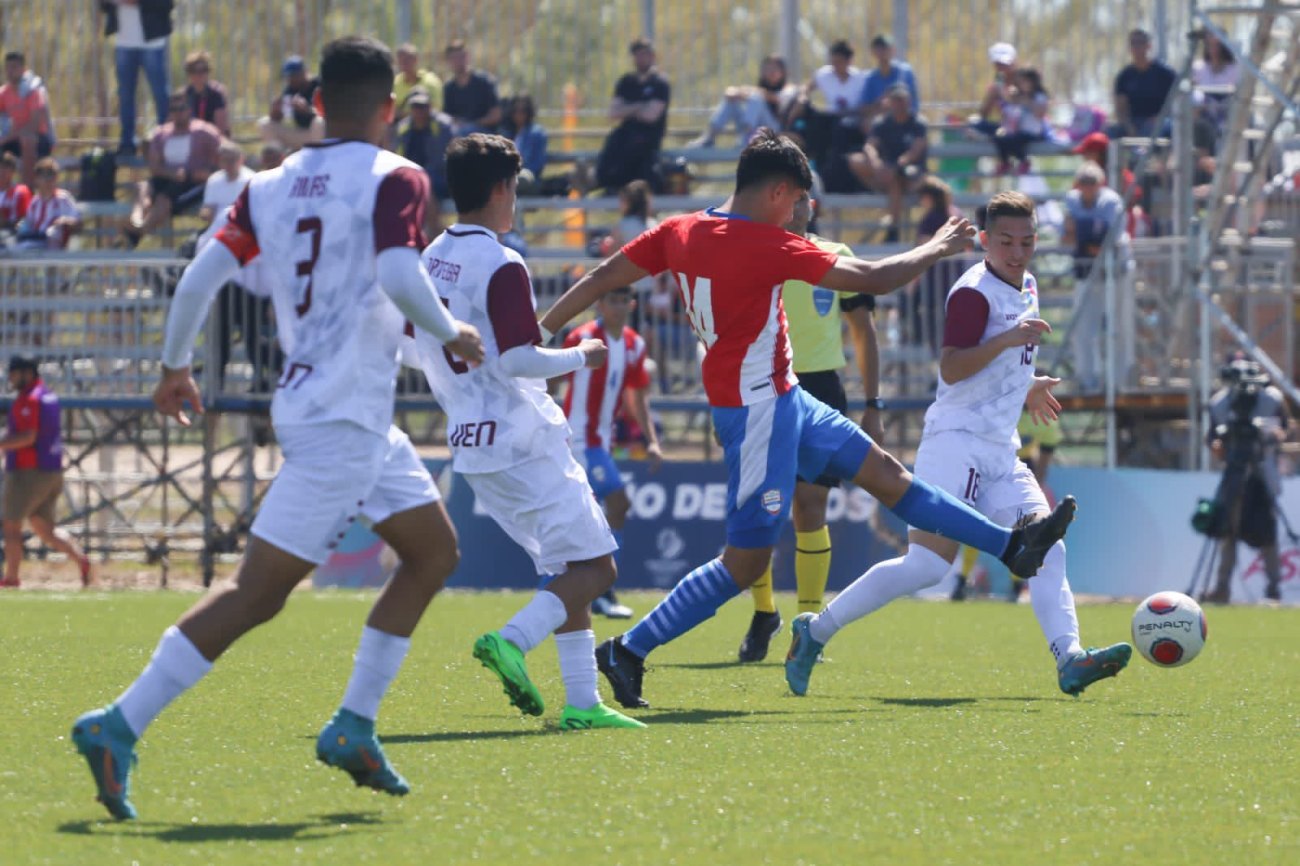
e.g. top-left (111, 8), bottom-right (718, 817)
top-left (465, 449), bottom-right (616, 577)
top-left (252, 422), bottom-right (439, 564)
top-left (913, 431), bottom-right (1048, 527)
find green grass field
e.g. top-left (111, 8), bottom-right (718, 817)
top-left (2, 590), bottom-right (1296, 865)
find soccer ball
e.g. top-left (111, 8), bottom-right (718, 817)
top-left (1131, 592), bottom-right (1207, 667)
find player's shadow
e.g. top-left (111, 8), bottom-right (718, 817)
top-left (640, 708), bottom-right (791, 725)
top-left (56, 811), bottom-right (383, 843)
top-left (876, 697), bottom-right (978, 708)
top-left (656, 661), bottom-right (754, 670)
top-left (383, 729), bottom-right (552, 744)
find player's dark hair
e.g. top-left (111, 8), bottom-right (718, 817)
top-left (3, 52), bottom-right (23, 65)
top-left (829, 40), bottom-right (854, 59)
top-left (734, 128), bottom-right (812, 195)
top-left (446, 133), bottom-right (522, 213)
top-left (985, 190), bottom-right (1037, 230)
top-left (318, 37), bottom-right (395, 123)
top-left (0, 152), bottom-right (17, 171)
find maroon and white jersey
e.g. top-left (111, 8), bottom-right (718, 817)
top-left (622, 209), bottom-right (839, 407)
top-left (411, 224), bottom-right (569, 474)
top-left (18, 189), bottom-right (79, 248)
top-left (562, 319), bottom-right (650, 450)
top-left (215, 140), bottom-right (429, 435)
top-left (923, 260), bottom-right (1041, 448)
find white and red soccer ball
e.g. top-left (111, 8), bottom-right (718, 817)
top-left (1131, 592), bottom-right (1207, 667)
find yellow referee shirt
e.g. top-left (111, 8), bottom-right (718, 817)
top-left (782, 235), bottom-right (855, 374)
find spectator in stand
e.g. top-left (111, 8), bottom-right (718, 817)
top-left (257, 55), bottom-right (323, 150)
top-left (183, 50), bottom-right (229, 136)
top-left (1113, 28), bottom-right (1176, 138)
top-left (442, 39), bottom-right (502, 135)
top-left (501, 93), bottom-right (548, 189)
top-left (0, 152), bottom-right (31, 231)
top-left (789, 40), bottom-right (867, 186)
top-left (124, 90), bottom-right (220, 245)
top-left (2, 356), bottom-right (92, 588)
top-left (1063, 161), bottom-right (1126, 392)
top-left (686, 54), bottom-right (798, 148)
top-left (994, 66), bottom-right (1052, 175)
top-left (847, 84), bottom-right (927, 241)
top-left (394, 88), bottom-right (451, 234)
top-left (258, 142), bottom-right (285, 171)
top-left (909, 175), bottom-right (964, 349)
top-left (1192, 32), bottom-right (1238, 133)
top-left (101, 0), bottom-right (173, 156)
top-left (14, 158), bottom-right (80, 250)
top-left (971, 42), bottom-right (1018, 139)
top-left (1072, 130), bottom-right (1150, 237)
top-left (196, 141), bottom-right (252, 249)
top-left (596, 37), bottom-right (671, 194)
top-left (393, 44), bottom-right (444, 125)
top-left (859, 34), bottom-right (919, 124)
top-left (0, 52), bottom-right (55, 187)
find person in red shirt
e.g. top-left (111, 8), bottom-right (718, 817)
top-left (0, 52), bottom-right (54, 187)
top-left (2, 356), bottom-right (91, 588)
top-left (0, 151), bottom-right (31, 231)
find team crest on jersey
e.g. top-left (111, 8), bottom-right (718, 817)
top-left (812, 287), bottom-right (835, 316)
top-left (761, 489), bottom-right (783, 514)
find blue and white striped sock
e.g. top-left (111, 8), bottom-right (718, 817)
top-left (622, 559), bottom-right (740, 658)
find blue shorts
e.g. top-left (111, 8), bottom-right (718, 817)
top-left (577, 446), bottom-right (626, 500)
top-left (712, 385), bottom-right (872, 549)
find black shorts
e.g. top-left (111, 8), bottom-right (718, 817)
top-left (148, 176), bottom-right (203, 213)
top-left (1, 135), bottom-right (53, 159)
top-left (797, 369), bottom-right (850, 488)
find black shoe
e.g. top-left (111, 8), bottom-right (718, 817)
top-left (737, 610), bottom-right (782, 663)
top-left (951, 575), bottom-right (968, 601)
top-left (596, 637), bottom-right (649, 709)
top-left (1265, 582), bottom-right (1282, 602)
top-left (1000, 496), bottom-right (1077, 578)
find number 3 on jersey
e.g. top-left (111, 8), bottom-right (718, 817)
top-left (674, 273), bottom-right (717, 348)
top-left (294, 217), bottom-right (322, 316)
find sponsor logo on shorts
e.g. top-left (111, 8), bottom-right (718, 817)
top-left (761, 489), bottom-right (782, 514)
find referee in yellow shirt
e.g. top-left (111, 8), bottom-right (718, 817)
top-left (738, 191), bottom-right (882, 661)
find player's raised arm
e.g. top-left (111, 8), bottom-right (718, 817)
top-left (539, 252), bottom-right (651, 340)
top-left (821, 216), bottom-right (975, 296)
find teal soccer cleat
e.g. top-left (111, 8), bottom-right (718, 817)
top-left (316, 709), bottom-right (410, 796)
top-left (1058, 643), bottom-right (1133, 697)
top-left (784, 613), bottom-right (825, 696)
top-left (71, 705), bottom-right (139, 820)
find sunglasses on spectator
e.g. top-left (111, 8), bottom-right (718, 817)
top-left (34, 169), bottom-right (55, 178)
top-left (169, 103), bottom-right (189, 112)
top-left (188, 65), bottom-right (210, 74)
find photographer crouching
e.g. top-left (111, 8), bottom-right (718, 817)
top-left (1200, 355), bottom-right (1291, 603)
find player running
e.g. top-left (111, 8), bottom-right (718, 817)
top-left (785, 191), bottom-right (1131, 698)
top-left (406, 133), bottom-right (643, 731)
top-left (71, 37), bottom-right (484, 820)
top-left (539, 130), bottom-right (1077, 709)
top-left (561, 286), bottom-right (662, 620)
top-left (737, 189), bottom-right (880, 662)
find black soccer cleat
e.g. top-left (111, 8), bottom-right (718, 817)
top-left (595, 637), bottom-right (649, 709)
top-left (1000, 495), bottom-right (1077, 578)
top-left (737, 610), bottom-right (783, 663)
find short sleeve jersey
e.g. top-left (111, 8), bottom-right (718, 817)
top-left (0, 183), bottom-right (32, 225)
top-left (215, 140), bottom-right (429, 435)
top-left (781, 234), bottom-right (873, 375)
top-left (923, 260), bottom-right (1041, 448)
top-left (621, 210), bottom-right (839, 407)
top-left (413, 224), bottom-right (569, 474)
top-left (562, 318), bottom-right (650, 450)
top-left (5, 380), bottom-right (61, 472)
top-left (613, 71), bottom-right (671, 142)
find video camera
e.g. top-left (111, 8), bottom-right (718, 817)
top-left (1192, 358), bottom-right (1272, 537)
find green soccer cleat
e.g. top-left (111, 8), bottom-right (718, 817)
top-left (473, 631), bottom-right (545, 717)
top-left (784, 613), bottom-right (826, 697)
top-left (70, 705), bottom-right (139, 820)
top-left (316, 708), bottom-right (410, 796)
top-left (1058, 643), bottom-right (1133, 697)
top-left (559, 702), bottom-right (648, 730)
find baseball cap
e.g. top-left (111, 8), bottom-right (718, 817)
top-left (1072, 131), bottom-right (1110, 155)
top-left (405, 89), bottom-right (432, 108)
top-left (887, 82), bottom-right (911, 98)
top-left (870, 34), bottom-right (893, 49)
top-left (281, 55), bottom-right (306, 76)
top-left (8, 355), bottom-right (38, 374)
top-left (988, 42), bottom-right (1017, 66)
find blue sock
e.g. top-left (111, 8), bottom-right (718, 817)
top-left (891, 478), bottom-right (1012, 557)
top-left (622, 559), bottom-right (741, 658)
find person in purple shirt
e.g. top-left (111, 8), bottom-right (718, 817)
top-left (1, 356), bottom-right (91, 587)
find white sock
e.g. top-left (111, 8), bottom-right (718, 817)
top-left (809, 545), bottom-right (951, 645)
top-left (1029, 541), bottom-right (1083, 668)
top-left (554, 629), bottom-right (600, 710)
top-left (340, 626), bottom-right (411, 721)
top-left (500, 590), bottom-right (567, 654)
top-left (115, 626), bottom-right (214, 738)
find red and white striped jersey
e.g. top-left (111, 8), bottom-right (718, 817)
top-left (0, 183), bottom-right (31, 225)
top-left (562, 319), bottom-right (650, 449)
top-left (19, 189), bottom-right (79, 247)
top-left (621, 209), bottom-right (839, 407)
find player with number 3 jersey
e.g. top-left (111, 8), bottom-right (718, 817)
top-left (540, 130), bottom-right (1079, 710)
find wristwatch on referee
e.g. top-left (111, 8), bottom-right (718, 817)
top-left (864, 398), bottom-right (887, 410)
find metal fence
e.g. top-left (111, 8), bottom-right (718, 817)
top-left (5, 0), bottom-right (1210, 143)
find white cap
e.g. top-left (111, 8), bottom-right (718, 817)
top-left (988, 42), bottom-right (1017, 66)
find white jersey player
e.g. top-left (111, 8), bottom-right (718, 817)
top-left (71, 38), bottom-right (484, 821)
top-left (407, 133), bottom-right (644, 731)
top-left (787, 191), bottom-right (1133, 697)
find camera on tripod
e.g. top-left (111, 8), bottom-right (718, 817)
top-left (1191, 358), bottom-right (1271, 538)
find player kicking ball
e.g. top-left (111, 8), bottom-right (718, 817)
top-left (540, 130), bottom-right (1077, 710)
top-left (72, 37), bottom-right (485, 820)
top-left (784, 191), bottom-right (1132, 698)
top-left (406, 133), bottom-right (643, 731)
